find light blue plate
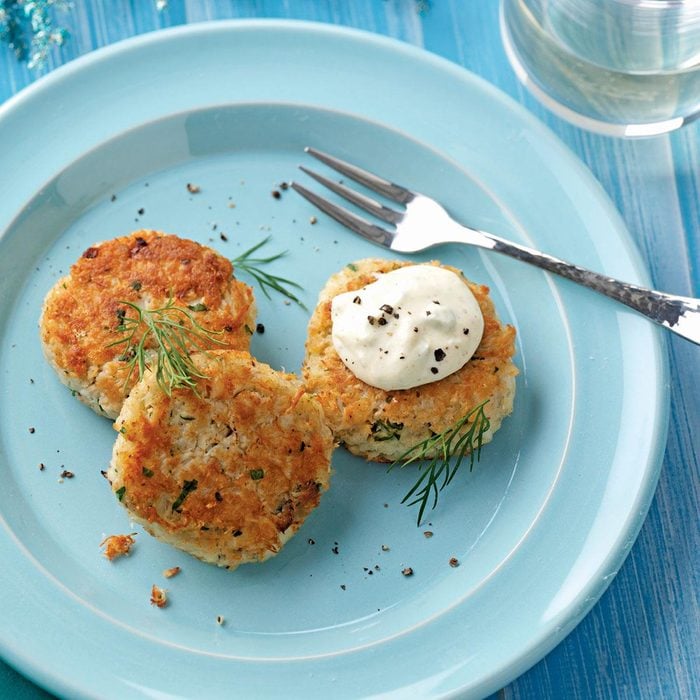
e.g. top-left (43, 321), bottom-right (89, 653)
top-left (0, 20), bottom-right (668, 700)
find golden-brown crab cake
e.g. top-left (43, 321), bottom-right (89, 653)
top-left (40, 230), bottom-right (255, 419)
top-left (107, 350), bottom-right (333, 570)
top-left (302, 258), bottom-right (518, 462)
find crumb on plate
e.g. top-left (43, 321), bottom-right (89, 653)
top-left (100, 533), bottom-right (136, 560)
top-left (150, 584), bottom-right (168, 608)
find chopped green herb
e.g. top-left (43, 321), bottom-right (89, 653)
top-left (115, 486), bottom-right (126, 502)
top-left (142, 467), bottom-right (154, 478)
top-left (370, 419), bottom-right (404, 442)
top-left (389, 401), bottom-right (490, 525)
top-left (172, 479), bottom-right (198, 511)
top-left (249, 469), bottom-right (265, 481)
top-left (180, 415), bottom-right (195, 421)
top-left (131, 280), bottom-right (142, 291)
top-left (346, 263), bottom-right (358, 272)
top-left (187, 302), bottom-right (208, 312)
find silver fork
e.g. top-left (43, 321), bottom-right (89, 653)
top-left (292, 147), bottom-right (700, 346)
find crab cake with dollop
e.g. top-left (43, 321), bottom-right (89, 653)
top-left (40, 230), bottom-right (255, 419)
top-left (107, 350), bottom-right (333, 570)
top-left (303, 258), bottom-right (518, 462)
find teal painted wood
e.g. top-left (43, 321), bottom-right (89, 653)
top-left (0, 1), bottom-right (697, 698)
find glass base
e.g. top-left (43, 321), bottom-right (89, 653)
top-left (499, 3), bottom-right (700, 138)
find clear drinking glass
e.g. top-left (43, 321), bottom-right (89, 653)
top-left (500, 0), bottom-right (700, 136)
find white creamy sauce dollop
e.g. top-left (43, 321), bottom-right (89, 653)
top-left (331, 265), bottom-right (484, 390)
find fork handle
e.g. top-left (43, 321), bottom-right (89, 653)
top-left (459, 225), bottom-right (700, 345)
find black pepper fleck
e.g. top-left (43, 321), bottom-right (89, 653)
top-left (28, 427), bottom-right (35, 434)
top-left (402, 567), bottom-right (414, 577)
top-left (430, 367), bottom-right (439, 374)
top-left (449, 557), bottom-right (460, 568)
top-left (434, 348), bottom-right (446, 362)
top-left (377, 317), bottom-right (388, 326)
top-left (256, 323), bottom-right (265, 334)
top-left (271, 189), bottom-right (281, 199)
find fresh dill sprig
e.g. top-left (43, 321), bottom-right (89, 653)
top-left (390, 400), bottom-right (491, 525)
top-left (107, 294), bottom-right (226, 396)
top-left (231, 236), bottom-right (306, 310)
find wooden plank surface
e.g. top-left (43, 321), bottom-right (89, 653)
top-left (1, 1), bottom-right (697, 697)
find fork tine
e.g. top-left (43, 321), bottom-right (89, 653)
top-left (290, 182), bottom-right (395, 248)
top-left (305, 147), bottom-right (414, 204)
top-left (298, 166), bottom-right (404, 225)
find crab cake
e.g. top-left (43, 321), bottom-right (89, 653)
top-left (107, 350), bottom-right (333, 570)
top-left (40, 230), bottom-right (255, 419)
top-left (303, 259), bottom-right (518, 462)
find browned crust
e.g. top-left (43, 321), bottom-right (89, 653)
top-left (302, 259), bottom-right (518, 462)
top-left (108, 350), bottom-right (333, 570)
top-left (40, 230), bottom-right (255, 417)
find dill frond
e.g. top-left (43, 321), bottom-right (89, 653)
top-left (390, 400), bottom-right (491, 525)
top-left (231, 236), bottom-right (306, 310)
top-left (107, 294), bottom-right (226, 396)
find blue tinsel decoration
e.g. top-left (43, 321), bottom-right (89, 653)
top-left (0, 0), bottom-right (69, 69)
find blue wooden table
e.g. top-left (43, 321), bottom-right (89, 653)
top-left (1, 2), bottom-right (698, 698)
